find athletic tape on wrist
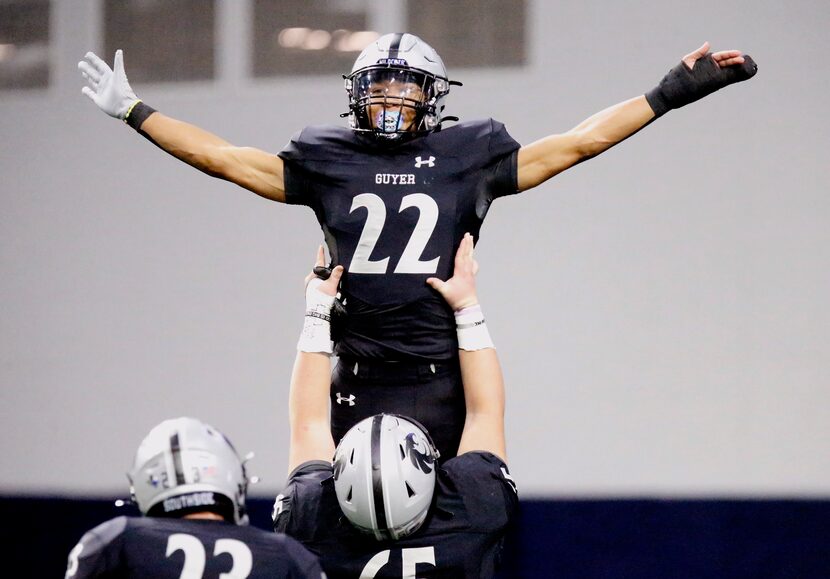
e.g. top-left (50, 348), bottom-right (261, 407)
top-left (455, 304), bottom-right (494, 351)
top-left (297, 280), bottom-right (335, 354)
top-left (124, 100), bottom-right (157, 129)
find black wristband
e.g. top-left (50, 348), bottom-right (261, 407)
top-left (124, 101), bottom-right (157, 130)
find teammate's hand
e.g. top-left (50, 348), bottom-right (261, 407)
top-left (305, 245), bottom-right (343, 298)
top-left (683, 41), bottom-right (745, 69)
top-left (78, 49), bottom-right (139, 120)
top-left (427, 233), bottom-right (479, 311)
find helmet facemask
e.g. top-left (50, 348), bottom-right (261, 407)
top-left (345, 66), bottom-right (451, 140)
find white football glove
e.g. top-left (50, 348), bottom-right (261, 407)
top-left (78, 49), bottom-right (139, 120)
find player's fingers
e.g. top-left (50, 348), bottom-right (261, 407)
top-left (81, 86), bottom-right (96, 101)
top-left (78, 60), bottom-right (101, 83)
top-left (682, 41), bottom-right (709, 69)
top-left (81, 73), bottom-right (99, 92)
top-left (715, 55), bottom-right (745, 68)
top-left (314, 244), bottom-right (325, 267)
top-left (456, 233), bottom-right (473, 268)
top-left (463, 234), bottom-right (476, 273)
top-left (114, 49), bottom-right (124, 74)
top-left (712, 49), bottom-right (742, 60)
top-left (84, 51), bottom-right (110, 74)
top-left (329, 265), bottom-right (344, 285)
top-left (425, 277), bottom-right (445, 292)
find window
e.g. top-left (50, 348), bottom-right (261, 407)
top-left (407, 0), bottom-right (526, 69)
top-left (251, 0), bottom-right (525, 78)
top-left (103, 0), bottom-right (215, 83)
top-left (0, 0), bottom-right (50, 90)
top-left (252, 0), bottom-right (373, 77)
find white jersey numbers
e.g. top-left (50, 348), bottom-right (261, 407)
top-left (166, 533), bottom-right (253, 579)
top-left (348, 193), bottom-right (441, 275)
top-left (358, 546), bottom-right (436, 578)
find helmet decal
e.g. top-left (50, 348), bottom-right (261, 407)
top-left (405, 432), bottom-right (435, 474)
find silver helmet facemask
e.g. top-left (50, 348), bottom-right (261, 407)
top-left (343, 33), bottom-right (459, 140)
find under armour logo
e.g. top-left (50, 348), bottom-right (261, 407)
top-left (336, 392), bottom-right (356, 406)
top-left (414, 155), bottom-right (435, 168)
top-left (271, 494), bottom-right (285, 521)
top-left (501, 466), bottom-right (518, 494)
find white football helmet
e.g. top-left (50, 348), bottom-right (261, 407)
top-left (344, 32), bottom-right (460, 139)
top-left (127, 417), bottom-right (251, 524)
top-left (333, 414), bottom-right (440, 541)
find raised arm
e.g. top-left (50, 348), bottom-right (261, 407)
top-left (427, 233), bottom-right (506, 461)
top-left (517, 42), bottom-right (757, 192)
top-left (287, 246), bottom-right (344, 473)
top-left (79, 50), bottom-right (286, 202)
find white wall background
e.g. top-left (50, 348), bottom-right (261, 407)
top-left (1, 0), bottom-right (828, 498)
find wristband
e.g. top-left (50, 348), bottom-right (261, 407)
top-left (455, 304), bottom-right (494, 351)
top-left (124, 100), bottom-right (157, 130)
top-left (297, 279), bottom-right (335, 354)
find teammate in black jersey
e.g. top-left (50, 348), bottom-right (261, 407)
top-left (65, 417), bottom-right (324, 578)
top-left (274, 234), bottom-right (517, 578)
top-left (79, 34), bottom-right (757, 458)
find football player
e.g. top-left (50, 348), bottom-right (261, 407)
top-left (65, 417), bottom-right (325, 578)
top-left (272, 234), bottom-right (517, 578)
top-left (78, 34), bottom-right (757, 459)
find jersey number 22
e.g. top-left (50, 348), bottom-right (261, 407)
top-left (349, 193), bottom-right (440, 274)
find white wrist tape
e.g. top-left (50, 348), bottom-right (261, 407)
top-left (455, 304), bottom-right (494, 351)
top-left (297, 279), bottom-right (335, 354)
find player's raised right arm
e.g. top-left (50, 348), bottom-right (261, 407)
top-left (427, 234), bottom-right (507, 461)
top-left (79, 50), bottom-right (286, 202)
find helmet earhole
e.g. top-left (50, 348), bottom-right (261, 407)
top-left (405, 482), bottom-right (416, 498)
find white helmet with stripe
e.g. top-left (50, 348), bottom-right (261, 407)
top-left (332, 413), bottom-right (440, 540)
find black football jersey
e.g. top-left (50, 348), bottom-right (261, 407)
top-left (280, 120), bottom-right (520, 360)
top-left (65, 516), bottom-right (325, 578)
top-left (273, 452), bottom-right (519, 579)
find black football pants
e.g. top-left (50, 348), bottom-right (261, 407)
top-left (330, 356), bottom-right (465, 461)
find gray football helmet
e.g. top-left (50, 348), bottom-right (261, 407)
top-left (127, 417), bottom-right (251, 524)
top-left (332, 414), bottom-right (440, 541)
top-left (344, 32), bottom-right (460, 139)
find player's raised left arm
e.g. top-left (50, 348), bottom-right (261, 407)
top-left (287, 246), bottom-right (343, 474)
top-left (517, 42), bottom-right (757, 192)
